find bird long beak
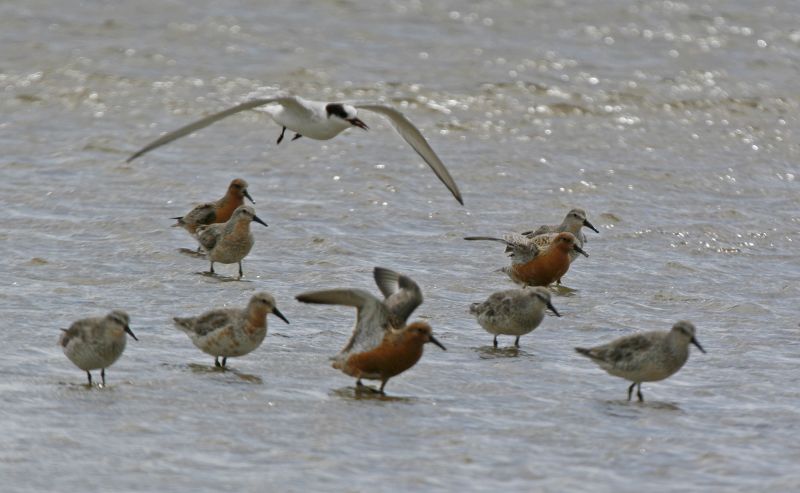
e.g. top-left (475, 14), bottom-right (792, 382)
top-left (429, 335), bottom-right (447, 351)
top-left (348, 118), bottom-right (369, 131)
top-left (584, 219), bottom-right (600, 233)
top-left (691, 337), bottom-right (706, 353)
top-left (243, 189), bottom-right (256, 204)
top-left (252, 214), bottom-right (268, 227)
top-left (573, 244), bottom-right (589, 257)
top-left (546, 300), bottom-right (561, 317)
top-left (124, 326), bottom-right (139, 341)
top-left (272, 307), bottom-right (290, 324)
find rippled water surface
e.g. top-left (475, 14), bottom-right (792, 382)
top-left (2, 1), bottom-right (799, 491)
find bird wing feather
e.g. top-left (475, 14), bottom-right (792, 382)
top-left (352, 103), bottom-right (463, 205)
top-left (296, 288), bottom-right (391, 361)
top-left (181, 202), bottom-right (217, 227)
top-left (196, 223), bottom-right (223, 250)
top-left (126, 96), bottom-right (296, 162)
top-left (373, 267), bottom-right (422, 324)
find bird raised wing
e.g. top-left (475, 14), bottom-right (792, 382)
top-left (295, 288), bottom-right (392, 363)
top-left (126, 96), bottom-right (299, 162)
top-left (352, 103), bottom-right (463, 205)
top-left (372, 267), bottom-right (423, 325)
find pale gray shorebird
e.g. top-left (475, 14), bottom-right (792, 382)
top-left (465, 232), bottom-right (587, 287)
top-left (296, 267), bottom-right (446, 394)
top-left (470, 287), bottom-right (561, 348)
top-left (60, 310), bottom-right (138, 386)
top-left (575, 320), bottom-right (706, 402)
top-left (173, 292), bottom-right (289, 367)
top-left (196, 205), bottom-right (267, 279)
top-left (521, 208), bottom-right (599, 245)
top-left (173, 178), bottom-right (255, 248)
top-left (126, 95), bottom-right (463, 204)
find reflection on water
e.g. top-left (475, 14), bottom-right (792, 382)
top-left (601, 399), bottom-right (684, 417)
top-left (195, 271), bottom-right (253, 283)
top-left (186, 363), bottom-right (263, 384)
top-left (330, 386), bottom-right (416, 403)
top-left (474, 346), bottom-right (534, 359)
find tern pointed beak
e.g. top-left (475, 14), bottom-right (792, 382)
top-left (691, 337), bottom-right (706, 353)
top-left (584, 219), bottom-right (600, 233)
top-left (348, 118), bottom-right (369, 131)
top-left (252, 214), bottom-right (268, 227)
top-left (272, 307), bottom-right (290, 324)
top-left (243, 189), bottom-right (255, 204)
top-left (546, 300), bottom-right (561, 317)
top-left (573, 244), bottom-right (589, 257)
top-left (124, 326), bottom-right (138, 341)
top-left (429, 335), bottom-right (446, 351)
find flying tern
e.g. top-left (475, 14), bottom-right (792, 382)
top-left (127, 95), bottom-right (464, 204)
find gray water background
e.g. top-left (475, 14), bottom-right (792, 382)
top-left (1, 1), bottom-right (799, 491)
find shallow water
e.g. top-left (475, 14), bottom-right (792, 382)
top-left (2, 1), bottom-right (799, 491)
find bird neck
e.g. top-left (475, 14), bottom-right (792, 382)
top-left (217, 194), bottom-right (244, 221)
top-left (246, 306), bottom-right (268, 332)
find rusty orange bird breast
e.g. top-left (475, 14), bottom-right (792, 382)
top-left (214, 194), bottom-right (245, 224)
top-left (512, 232), bottom-right (577, 286)
top-left (343, 322), bottom-right (433, 381)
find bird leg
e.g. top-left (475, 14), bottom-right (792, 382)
top-left (238, 261), bottom-right (243, 279)
top-left (86, 371), bottom-right (92, 385)
top-left (276, 126), bottom-right (286, 144)
top-left (514, 336), bottom-right (520, 347)
top-left (101, 368), bottom-right (106, 386)
top-left (356, 379), bottom-right (383, 394)
top-left (209, 262), bottom-right (215, 274)
top-left (215, 357), bottom-right (221, 367)
top-left (291, 133), bottom-right (303, 141)
top-left (378, 380), bottom-right (387, 394)
top-left (627, 382), bottom-right (636, 401)
top-left (221, 357), bottom-right (227, 367)
top-left (636, 383), bottom-right (644, 402)
top-left (493, 335), bottom-right (498, 348)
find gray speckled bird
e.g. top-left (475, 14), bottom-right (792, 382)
top-left (470, 287), bottom-right (560, 348)
top-left (575, 320), bottom-right (706, 402)
top-left (60, 310), bottom-right (138, 386)
top-left (196, 205), bottom-right (268, 279)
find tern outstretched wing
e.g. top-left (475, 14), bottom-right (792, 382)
top-left (126, 96), bottom-right (298, 162)
top-left (353, 103), bottom-right (463, 205)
